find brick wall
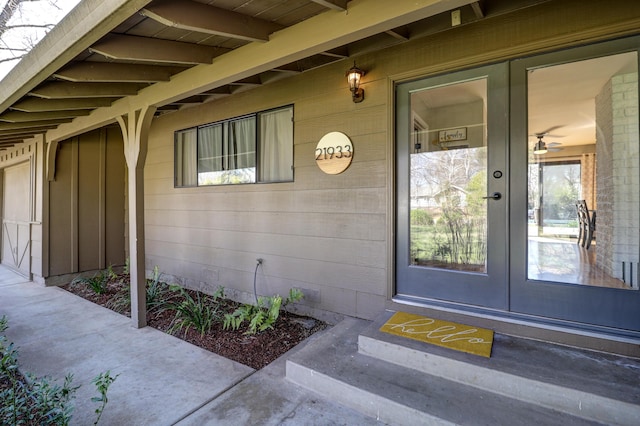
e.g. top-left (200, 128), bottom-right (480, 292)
top-left (595, 72), bottom-right (639, 284)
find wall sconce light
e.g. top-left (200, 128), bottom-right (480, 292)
top-left (346, 62), bottom-right (365, 103)
top-left (533, 136), bottom-right (548, 155)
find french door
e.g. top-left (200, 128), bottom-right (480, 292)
top-left (396, 63), bottom-right (509, 309)
top-left (396, 37), bottom-right (640, 334)
top-left (509, 38), bottom-right (640, 333)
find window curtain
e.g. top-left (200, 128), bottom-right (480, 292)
top-left (227, 117), bottom-right (256, 170)
top-left (198, 124), bottom-right (223, 173)
top-left (259, 107), bottom-right (293, 182)
top-left (175, 129), bottom-right (197, 186)
top-left (581, 153), bottom-right (596, 210)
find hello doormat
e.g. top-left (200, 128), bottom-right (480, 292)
top-left (380, 312), bottom-right (494, 358)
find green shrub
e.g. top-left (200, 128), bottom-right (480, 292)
top-left (72, 266), bottom-right (117, 295)
top-left (146, 266), bottom-right (172, 314)
top-left (104, 286), bottom-right (130, 314)
top-left (223, 288), bottom-right (304, 335)
top-left (168, 286), bottom-right (225, 337)
top-left (105, 266), bottom-right (174, 315)
top-left (411, 209), bottom-right (434, 226)
top-left (0, 316), bottom-right (117, 425)
top-left (91, 371), bottom-right (119, 426)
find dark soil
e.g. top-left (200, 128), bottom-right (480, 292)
top-left (62, 274), bottom-right (326, 370)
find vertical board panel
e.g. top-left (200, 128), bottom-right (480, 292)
top-left (48, 129), bottom-right (126, 277)
top-left (48, 140), bottom-right (74, 276)
top-left (77, 131), bottom-right (101, 272)
top-left (105, 126), bottom-right (126, 267)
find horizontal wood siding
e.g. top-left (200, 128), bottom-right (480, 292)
top-left (143, 0), bottom-right (640, 319)
top-left (49, 139), bottom-right (75, 276)
top-left (145, 54), bottom-right (388, 318)
top-left (105, 127), bottom-right (126, 267)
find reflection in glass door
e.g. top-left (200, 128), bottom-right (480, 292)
top-left (528, 161), bottom-right (585, 282)
top-left (526, 52), bottom-right (639, 290)
top-left (410, 79), bottom-right (488, 273)
top-left (396, 63), bottom-right (508, 309)
top-left (511, 39), bottom-right (640, 332)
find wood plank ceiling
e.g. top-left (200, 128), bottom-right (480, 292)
top-left (0, 0), bottom-right (543, 149)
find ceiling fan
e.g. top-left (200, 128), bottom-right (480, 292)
top-left (532, 131), bottom-right (564, 155)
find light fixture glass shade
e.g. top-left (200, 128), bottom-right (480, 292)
top-left (347, 67), bottom-right (362, 91)
top-left (533, 140), bottom-right (548, 154)
top-left (346, 63), bottom-right (365, 103)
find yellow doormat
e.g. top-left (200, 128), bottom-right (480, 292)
top-left (380, 312), bottom-right (494, 358)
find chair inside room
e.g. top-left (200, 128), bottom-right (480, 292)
top-left (575, 199), bottom-right (596, 249)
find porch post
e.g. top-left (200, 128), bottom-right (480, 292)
top-left (116, 105), bottom-right (156, 328)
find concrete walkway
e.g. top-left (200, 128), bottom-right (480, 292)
top-left (0, 266), bottom-right (381, 425)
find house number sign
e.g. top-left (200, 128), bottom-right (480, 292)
top-left (315, 131), bottom-right (353, 175)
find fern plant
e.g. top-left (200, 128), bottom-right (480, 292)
top-left (223, 288), bottom-right (303, 335)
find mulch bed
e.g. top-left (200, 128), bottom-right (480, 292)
top-left (62, 274), bottom-right (326, 370)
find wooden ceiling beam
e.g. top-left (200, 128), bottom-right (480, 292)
top-left (12, 98), bottom-right (115, 112)
top-left (48, 0), bottom-right (478, 142)
top-left (0, 127), bottom-right (57, 137)
top-left (0, 133), bottom-right (32, 142)
top-left (90, 34), bottom-right (228, 65)
top-left (141, 0), bottom-right (283, 42)
top-left (471, 1), bottom-right (485, 19)
top-left (201, 86), bottom-right (232, 96)
top-left (319, 46), bottom-right (349, 58)
top-left (311, 0), bottom-right (347, 12)
top-left (170, 95), bottom-right (208, 105)
top-left (385, 28), bottom-right (410, 40)
top-left (0, 129), bottom-right (49, 137)
top-left (0, 120), bottom-right (70, 131)
top-left (0, 110), bottom-right (91, 123)
top-left (0, 0), bottom-right (155, 114)
top-left (310, 0), bottom-right (348, 11)
top-left (272, 63), bottom-right (302, 73)
top-left (230, 75), bottom-right (263, 86)
top-left (29, 82), bottom-right (144, 99)
top-left (53, 62), bottom-right (185, 83)
top-left (0, 135), bottom-right (31, 143)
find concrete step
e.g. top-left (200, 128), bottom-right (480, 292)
top-left (360, 311), bottom-right (640, 425)
top-left (286, 313), bottom-right (640, 426)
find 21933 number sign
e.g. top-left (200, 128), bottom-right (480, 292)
top-left (315, 132), bottom-right (354, 175)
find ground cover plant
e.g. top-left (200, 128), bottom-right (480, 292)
top-left (64, 267), bottom-right (326, 370)
top-left (223, 288), bottom-right (304, 334)
top-left (0, 316), bottom-right (117, 426)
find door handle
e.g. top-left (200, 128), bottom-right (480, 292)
top-left (482, 192), bottom-right (502, 200)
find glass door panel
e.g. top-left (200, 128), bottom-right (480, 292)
top-left (397, 63), bottom-right (508, 309)
top-left (526, 52), bottom-right (639, 289)
top-left (511, 39), bottom-right (640, 332)
top-left (410, 80), bottom-right (488, 273)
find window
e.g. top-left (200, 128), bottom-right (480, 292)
top-left (175, 105), bottom-right (293, 186)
